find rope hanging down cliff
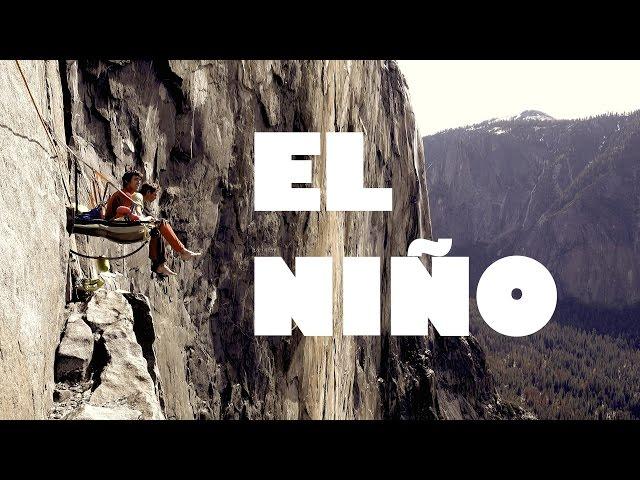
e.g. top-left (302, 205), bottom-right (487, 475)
top-left (15, 60), bottom-right (137, 208)
top-left (14, 60), bottom-right (72, 204)
top-left (13, 60), bottom-right (150, 261)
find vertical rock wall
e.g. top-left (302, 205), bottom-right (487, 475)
top-left (0, 60), bottom-right (69, 418)
top-left (62, 60), bottom-right (506, 419)
top-left (0, 59), bottom-right (510, 419)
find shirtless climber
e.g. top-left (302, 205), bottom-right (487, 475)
top-left (104, 170), bottom-right (143, 220)
top-left (104, 170), bottom-right (201, 276)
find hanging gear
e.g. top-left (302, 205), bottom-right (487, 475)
top-left (96, 257), bottom-right (111, 273)
top-left (14, 60), bottom-right (151, 263)
top-left (79, 277), bottom-right (105, 292)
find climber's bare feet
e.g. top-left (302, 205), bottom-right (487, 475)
top-left (156, 263), bottom-right (177, 276)
top-left (179, 248), bottom-right (201, 261)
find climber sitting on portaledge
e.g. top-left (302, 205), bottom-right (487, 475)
top-left (139, 182), bottom-right (201, 277)
top-left (104, 170), bottom-right (201, 276)
top-left (104, 170), bottom-right (143, 221)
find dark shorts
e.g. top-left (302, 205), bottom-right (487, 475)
top-left (149, 226), bottom-right (166, 272)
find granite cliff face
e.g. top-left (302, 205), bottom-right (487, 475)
top-left (0, 60), bottom-right (515, 419)
top-left (0, 61), bottom-right (68, 419)
top-left (425, 111), bottom-right (640, 311)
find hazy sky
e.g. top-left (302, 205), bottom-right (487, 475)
top-left (397, 60), bottom-right (640, 136)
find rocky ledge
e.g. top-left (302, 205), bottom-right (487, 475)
top-left (51, 289), bottom-right (164, 420)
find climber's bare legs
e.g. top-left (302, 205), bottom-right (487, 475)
top-left (141, 183), bottom-right (201, 267)
top-left (179, 248), bottom-right (202, 261)
top-left (156, 262), bottom-right (177, 276)
top-left (156, 219), bottom-right (201, 261)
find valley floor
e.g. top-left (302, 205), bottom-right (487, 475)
top-left (470, 299), bottom-right (640, 420)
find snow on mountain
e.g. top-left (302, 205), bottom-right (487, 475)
top-left (513, 110), bottom-right (554, 122)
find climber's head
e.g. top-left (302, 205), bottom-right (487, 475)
top-left (122, 170), bottom-right (143, 192)
top-left (140, 182), bottom-right (159, 202)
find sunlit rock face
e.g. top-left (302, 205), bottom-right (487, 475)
top-left (0, 60), bottom-right (516, 419)
top-left (0, 60), bottom-right (68, 419)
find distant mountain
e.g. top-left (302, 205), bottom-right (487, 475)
top-left (424, 110), bottom-right (640, 334)
top-left (513, 110), bottom-right (555, 122)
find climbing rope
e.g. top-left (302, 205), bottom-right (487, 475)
top-left (69, 240), bottom-right (149, 260)
top-left (14, 60), bottom-right (60, 157)
top-left (14, 60), bottom-right (72, 204)
top-left (52, 131), bottom-right (140, 206)
top-left (14, 60), bottom-right (152, 267)
top-left (55, 158), bottom-right (72, 204)
top-left (14, 60), bottom-right (140, 209)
